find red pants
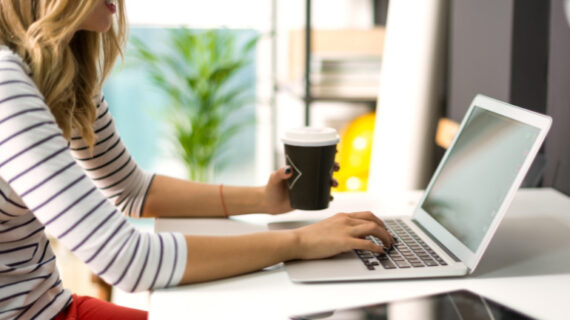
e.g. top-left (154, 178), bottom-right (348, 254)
top-left (55, 294), bottom-right (148, 320)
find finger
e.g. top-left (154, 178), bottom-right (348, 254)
top-left (349, 238), bottom-right (386, 254)
top-left (347, 214), bottom-right (395, 245)
top-left (347, 211), bottom-right (387, 230)
top-left (345, 215), bottom-right (378, 227)
top-left (348, 221), bottom-right (381, 237)
top-left (333, 162), bottom-right (340, 172)
top-left (350, 222), bottom-right (394, 249)
top-left (331, 179), bottom-right (339, 187)
top-left (336, 212), bottom-right (379, 228)
top-left (283, 166), bottom-right (293, 178)
top-left (368, 227), bottom-right (395, 249)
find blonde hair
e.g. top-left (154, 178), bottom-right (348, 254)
top-left (0, 0), bottom-right (127, 147)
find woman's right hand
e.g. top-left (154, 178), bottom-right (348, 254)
top-left (179, 211), bottom-right (394, 284)
top-left (291, 211), bottom-right (395, 260)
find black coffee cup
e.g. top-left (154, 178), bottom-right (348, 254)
top-left (282, 127), bottom-right (339, 210)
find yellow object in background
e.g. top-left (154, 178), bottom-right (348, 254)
top-left (334, 112), bottom-right (376, 192)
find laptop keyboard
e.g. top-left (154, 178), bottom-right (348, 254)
top-left (355, 219), bottom-right (448, 271)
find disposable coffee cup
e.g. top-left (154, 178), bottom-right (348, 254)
top-left (282, 127), bottom-right (340, 210)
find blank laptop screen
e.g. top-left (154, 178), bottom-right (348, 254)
top-left (421, 106), bottom-right (540, 252)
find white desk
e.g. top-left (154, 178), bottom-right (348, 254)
top-left (149, 188), bottom-right (570, 320)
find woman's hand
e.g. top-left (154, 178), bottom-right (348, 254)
top-left (291, 211), bottom-right (395, 260)
top-left (261, 166), bottom-right (294, 214)
top-left (262, 164), bottom-right (340, 215)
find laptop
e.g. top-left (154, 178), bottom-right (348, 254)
top-left (269, 94), bottom-right (552, 282)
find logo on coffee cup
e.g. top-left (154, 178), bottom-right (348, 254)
top-left (286, 155), bottom-right (303, 190)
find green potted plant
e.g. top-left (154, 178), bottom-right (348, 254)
top-left (130, 28), bottom-right (258, 182)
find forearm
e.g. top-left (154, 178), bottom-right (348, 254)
top-left (177, 211), bottom-right (395, 284)
top-left (142, 174), bottom-right (267, 218)
top-left (179, 231), bottom-right (299, 284)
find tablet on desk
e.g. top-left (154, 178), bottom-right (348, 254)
top-left (290, 290), bottom-right (534, 320)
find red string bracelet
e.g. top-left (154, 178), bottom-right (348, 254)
top-left (219, 184), bottom-right (229, 218)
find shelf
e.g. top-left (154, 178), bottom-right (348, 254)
top-left (280, 82), bottom-right (377, 105)
top-left (309, 96), bottom-right (377, 104)
top-left (296, 0), bottom-right (386, 125)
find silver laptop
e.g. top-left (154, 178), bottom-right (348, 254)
top-left (269, 94), bottom-right (552, 282)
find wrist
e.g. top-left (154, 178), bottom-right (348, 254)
top-left (217, 185), bottom-right (267, 216)
top-left (281, 230), bottom-right (302, 261)
top-left (256, 186), bottom-right (271, 213)
top-left (219, 184), bottom-right (229, 218)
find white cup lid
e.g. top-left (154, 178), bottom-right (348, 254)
top-left (282, 127), bottom-right (339, 147)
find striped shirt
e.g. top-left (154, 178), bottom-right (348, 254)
top-left (0, 46), bottom-right (187, 319)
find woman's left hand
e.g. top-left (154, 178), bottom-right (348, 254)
top-left (262, 164), bottom-right (340, 215)
top-left (261, 166), bottom-right (292, 214)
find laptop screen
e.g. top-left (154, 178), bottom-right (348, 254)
top-left (421, 106), bottom-right (540, 252)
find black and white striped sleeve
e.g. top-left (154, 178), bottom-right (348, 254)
top-left (0, 51), bottom-right (187, 292)
top-left (68, 96), bottom-right (153, 218)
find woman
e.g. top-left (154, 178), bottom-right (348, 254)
top-left (0, 0), bottom-right (394, 319)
